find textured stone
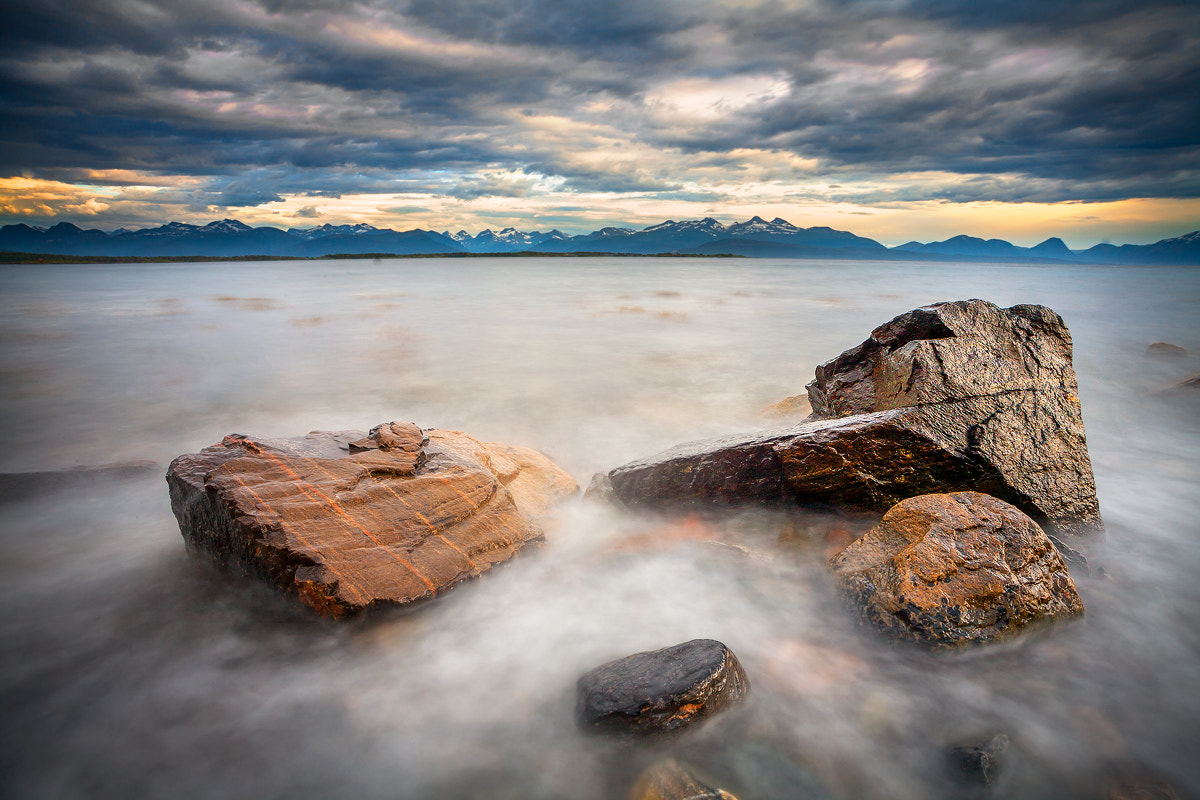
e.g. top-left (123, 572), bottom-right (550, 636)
top-left (630, 760), bottom-right (739, 800)
top-left (576, 639), bottom-right (750, 736)
top-left (167, 422), bottom-right (577, 618)
top-left (609, 410), bottom-right (1016, 513)
top-left (605, 300), bottom-right (1102, 536)
top-left (806, 300), bottom-right (1101, 535)
top-left (830, 492), bottom-right (1084, 647)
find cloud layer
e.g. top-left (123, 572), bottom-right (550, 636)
top-left (1, 0), bottom-right (1197, 241)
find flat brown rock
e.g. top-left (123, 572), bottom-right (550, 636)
top-left (167, 422), bottom-right (578, 617)
top-left (830, 492), bottom-right (1084, 647)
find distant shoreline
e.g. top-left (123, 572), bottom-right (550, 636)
top-left (0, 251), bottom-right (748, 265)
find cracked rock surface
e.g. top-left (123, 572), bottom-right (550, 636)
top-left (606, 299), bottom-right (1101, 536)
top-left (167, 421), bottom-right (578, 618)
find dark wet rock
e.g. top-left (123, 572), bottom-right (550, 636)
top-left (0, 460), bottom-right (158, 502)
top-left (947, 734), bottom-right (1009, 785)
top-left (1146, 342), bottom-right (1188, 357)
top-left (605, 299), bottom-right (1102, 536)
top-left (609, 410), bottom-right (1017, 514)
top-left (167, 422), bottom-right (578, 618)
top-left (576, 639), bottom-right (750, 736)
top-left (630, 760), bottom-right (739, 800)
top-left (830, 492), bottom-right (1084, 647)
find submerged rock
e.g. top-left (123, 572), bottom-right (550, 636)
top-left (630, 760), bottom-right (739, 800)
top-left (830, 492), bottom-right (1084, 647)
top-left (946, 734), bottom-right (1010, 785)
top-left (1104, 773), bottom-right (1183, 800)
top-left (1154, 371), bottom-right (1200, 398)
top-left (576, 639), bottom-right (750, 736)
top-left (760, 393), bottom-right (812, 422)
top-left (605, 300), bottom-right (1102, 536)
top-left (1146, 342), bottom-right (1188, 357)
top-left (167, 422), bottom-right (577, 618)
top-left (0, 460), bottom-right (158, 502)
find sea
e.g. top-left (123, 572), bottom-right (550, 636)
top-left (0, 257), bottom-right (1197, 799)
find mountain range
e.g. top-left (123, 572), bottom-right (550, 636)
top-left (1, 216), bottom-right (1197, 265)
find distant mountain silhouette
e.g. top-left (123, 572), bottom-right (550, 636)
top-left (1, 216), bottom-right (1197, 265)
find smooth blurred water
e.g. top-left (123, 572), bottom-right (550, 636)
top-left (0, 257), bottom-right (1197, 799)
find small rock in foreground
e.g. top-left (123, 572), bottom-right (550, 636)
top-left (830, 492), bottom-right (1084, 647)
top-left (576, 639), bottom-right (750, 736)
top-left (167, 422), bottom-right (578, 618)
top-left (630, 760), bottom-right (739, 800)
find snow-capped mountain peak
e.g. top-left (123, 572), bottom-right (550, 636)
top-left (726, 216), bottom-right (802, 236)
top-left (642, 217), bottom-right (728, 234)
top-left (289, 223), bottom-right (380, 240)
top-left (205, 219), bottom-right (254, 234)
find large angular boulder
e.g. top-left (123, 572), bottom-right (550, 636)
top-left (830, 492), bottom-right (1084, 647)
top-left (605, 300), bottom-right (1101, 536)
top-left (576, 639), bottom-right (750, 736)
top-left (167, 421), bottom-right (578, 617)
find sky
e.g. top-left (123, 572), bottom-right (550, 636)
top-left (0, 0), bottom-right (1197, 247)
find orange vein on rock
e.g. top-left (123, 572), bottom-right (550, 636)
top-left (367, 466), bottom-right (481, 570)
top-left (220, 468), bottom-right (369, 591)
top-left (251, 446), bottom-right (437, 594)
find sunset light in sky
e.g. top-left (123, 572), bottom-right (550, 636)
top-left (1, 0), bottom-right (1197, 247)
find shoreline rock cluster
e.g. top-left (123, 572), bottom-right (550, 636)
top-left (164, 298), bottom-right (1108, 798)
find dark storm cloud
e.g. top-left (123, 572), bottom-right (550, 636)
top-left (0, 0), bottom-right (1197, 206)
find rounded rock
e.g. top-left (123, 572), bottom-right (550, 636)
top-left (576, 639), bottom-right (750, 736)
top-left (830, 492), bottom-right (1084, 647)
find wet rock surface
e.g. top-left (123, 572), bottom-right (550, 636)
top-left (607, 410), bottom-right (1017, 514)
top-left (830, 492), bottom-right (1084, 647)
top-left (576, 639), bottom-right (750, 736)
top-left (605, 300), bottom-right (1102, 536)
top-left (629, 760), bottom-right (739, 800)
top-left (167, 422), bottom-right (578, 618)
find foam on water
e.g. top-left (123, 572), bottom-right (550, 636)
top-left (1, 258), bottom-right (1197, 798)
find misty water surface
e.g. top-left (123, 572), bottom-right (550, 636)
top-left (0, 257), bottom-right (1197, 799)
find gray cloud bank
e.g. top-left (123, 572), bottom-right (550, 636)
top-left (1, 0), bottom-right (1197, 208)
